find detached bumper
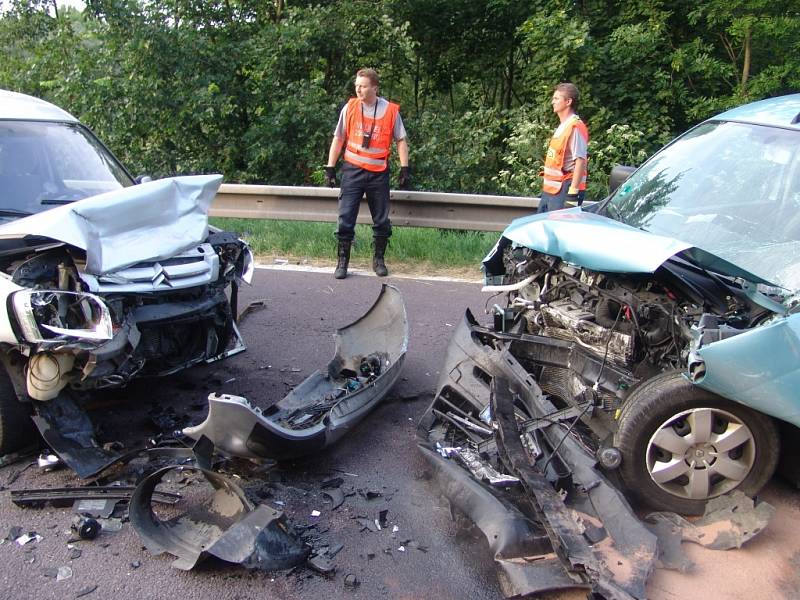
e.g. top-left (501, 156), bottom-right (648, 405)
top-left (417, 310), bottom-right (657, 599)
top-left (184, 284), bottom-right (408, 459)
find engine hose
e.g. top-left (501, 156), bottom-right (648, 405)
top-left (594, 298), bottom-right (634, 334)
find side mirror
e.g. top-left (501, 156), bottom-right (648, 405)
top-left (609, 165), bottom-right (636, 194)
top-left (135, 174), bottom-right (153, 184)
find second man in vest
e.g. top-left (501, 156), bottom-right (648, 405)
top-left (325, 68), bottom-right (410, 279)
top-left (538, 82), bottom-right (589, 213)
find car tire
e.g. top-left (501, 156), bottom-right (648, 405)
top-left (614, 370), bottom-right (779, 515)
top-left (0, 367), bottom-right (35, 455)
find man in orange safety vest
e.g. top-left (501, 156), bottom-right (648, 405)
top-left (325, 68), bottom-right (410, 279)
top-left (538, 82), bottom-right (588, 213)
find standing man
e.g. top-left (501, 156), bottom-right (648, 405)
top-left (325, 68), bottom-right (410, 279)
top-left (538, 82), bottom-right (589, 213)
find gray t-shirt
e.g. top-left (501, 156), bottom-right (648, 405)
top-left (334, 97), bottom-right (407, 141)
top-left (553, 116), bottom-right (588, 173)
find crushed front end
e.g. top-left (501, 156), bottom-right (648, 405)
top-left (0, 175), bottom-right (253, 471)
top-left (417, 311), bottom-right (657, 598)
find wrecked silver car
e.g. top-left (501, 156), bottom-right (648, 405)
top-left (419, 94), bottom-right (800, 596)
top-left (0, 90), bottom-right (252, 463)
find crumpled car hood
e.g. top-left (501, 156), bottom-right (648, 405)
top-left (0, 175), bottom-right (221, 275)
top-left (486, 208), bottom-right (776, 286)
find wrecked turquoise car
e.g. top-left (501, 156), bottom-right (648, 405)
top-left (417, 94), bottom-right (800, 597)
top-left (421, 92), bottom-right (800, 521)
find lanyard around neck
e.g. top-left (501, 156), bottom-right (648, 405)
top-left (361, 100), bottom-right (378, 140)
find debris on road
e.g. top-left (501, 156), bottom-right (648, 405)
top-left (183, 285), bottom-right (408, 460)
top-left (646, 491), bottom-right (774, 552)
top-left (129, 465), bottom-right (310, 571)
top-left (71, 516), bottom-right (100, 540)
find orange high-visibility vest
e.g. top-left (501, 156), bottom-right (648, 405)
top-left (542, 115), bottom-right (589, 194)
top-left (343, 97), bottom-right (400, 172)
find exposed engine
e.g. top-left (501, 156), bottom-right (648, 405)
top-left (494, 244), bottom-right (764, 415)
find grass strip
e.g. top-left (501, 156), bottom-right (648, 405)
top-left (211, 218), bottom-right (498, 274)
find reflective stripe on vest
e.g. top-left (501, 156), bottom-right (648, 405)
top-left (542, 115), bottom-right (589, 194)
top-left (343, 97), bottom-right (399, 172)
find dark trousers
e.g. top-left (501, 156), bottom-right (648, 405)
top-left (336, 162), bottom-right (392, 241)
top-left (537, 180), bottom-right (585, 213)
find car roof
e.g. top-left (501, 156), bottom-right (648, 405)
top-left (0, 89), bottom-right (79, 123)
top-left (714, 93), bottom-right (800, 130)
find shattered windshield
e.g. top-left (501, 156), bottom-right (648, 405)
top-left (0, 121), bottom-right (132, 216)
top-left (607, 121), bottom-right (800, 290)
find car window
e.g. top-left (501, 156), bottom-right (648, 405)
top-left (608, 121), bottom-right (800, 289)
top-left (0, 121), bottom-right (132, 214)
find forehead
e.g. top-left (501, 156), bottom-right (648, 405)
top-left (552, 91), bottom-right (568, 99)
top-left (355, 76), bottom-right (376, 87)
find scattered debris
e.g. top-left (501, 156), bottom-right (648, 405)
top-left (95, 518), bottom-right (123, 533)
top-left (73, 498), bottom-right (120, 519)
top-left (307, 553), bottom-right (336, 575)
top-left (57, 566), bottom-right (73, 581)
top-left (11, 485), bottom-right (181, 509)
top-left (237, 299), bottom-right (267, 324)
top-left (0, 446), bottom-right (38, 468)
top-left (321, 488), bottom-right (345, 510)
top-left (15, 532), bottom-right (42, 545)
top-left (129, 465), bottom-right (310, 571)
top-left (130, 561), bottom-right (141, 569)
top-left (646, 491), bottom-right (774, 552)
top-left (75, 585), bottom-right (98, 598)
top-left (37, 453), bottom-right (61, 471)
top-left (310, 510), bottom-right (321, 518)
top-left (71, 516), bottom-right (101, 540)
top-left (344, 573), bottom-right (360, 588)
top-left (183, 285), bottom-right (408, 460)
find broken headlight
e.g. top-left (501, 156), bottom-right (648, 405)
top-left (11, 290), bottom-right (113, 343)
top-left (239, 245), bottom-right (255, 284)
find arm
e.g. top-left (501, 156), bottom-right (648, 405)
top-left (569, 157), bottom-right (586, 194)
top-left (327, 136), bottom-right (345, 167)
top-left (396, 137), bottom-right (409, 167)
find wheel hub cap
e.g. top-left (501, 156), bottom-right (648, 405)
top-left (646, 407), bottom-right (756, 501)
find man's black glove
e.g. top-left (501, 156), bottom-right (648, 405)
top-left (324, 166), bottom-right (337, 188)
top-left (566, 186), bottom-right (583, 206)
top-left (398, 166), bottom-right (411, 190)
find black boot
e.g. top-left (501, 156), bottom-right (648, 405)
top-left (334, 239), bottom-right (352, 279)
top-left (373, 236), bottom-right (389, 277)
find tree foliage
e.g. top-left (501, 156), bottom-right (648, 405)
top-left (0, 0), bottom-right (797, 198)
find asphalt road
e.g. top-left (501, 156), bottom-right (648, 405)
top-left (1, 265), bottom-right (800, 600)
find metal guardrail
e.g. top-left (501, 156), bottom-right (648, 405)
top-left (211, 184), bottom-right (541, 232)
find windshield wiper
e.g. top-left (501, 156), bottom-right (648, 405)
top-left (0, 208), bottom-right (33, 217)
top-left (39, 198), bottom-right (75, 205)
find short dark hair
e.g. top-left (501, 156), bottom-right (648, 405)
top-left (555, 82), bottom-right (579, 110)
top-left (356, 68), bottom-right (380, 87)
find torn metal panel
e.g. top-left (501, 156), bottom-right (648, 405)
top-left (646, 491), bottom-right (774, 551)
top-left (129, 465), bottom-right (310, 571)
top-left (184, 284), bottom-right (407, 459)
top-left (693, 313), bottom-right (800, 427)
top-left (417, 312), bottom-right (657, 599)
top-left (0, 175), bottom-right (221, 275)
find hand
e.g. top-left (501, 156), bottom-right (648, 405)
top-left (567, 186), bottom-right (581, 206)
top-left (398, 166), bottom-right (411, 190)
top-left (324, 166), bottom-right (337, 188)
